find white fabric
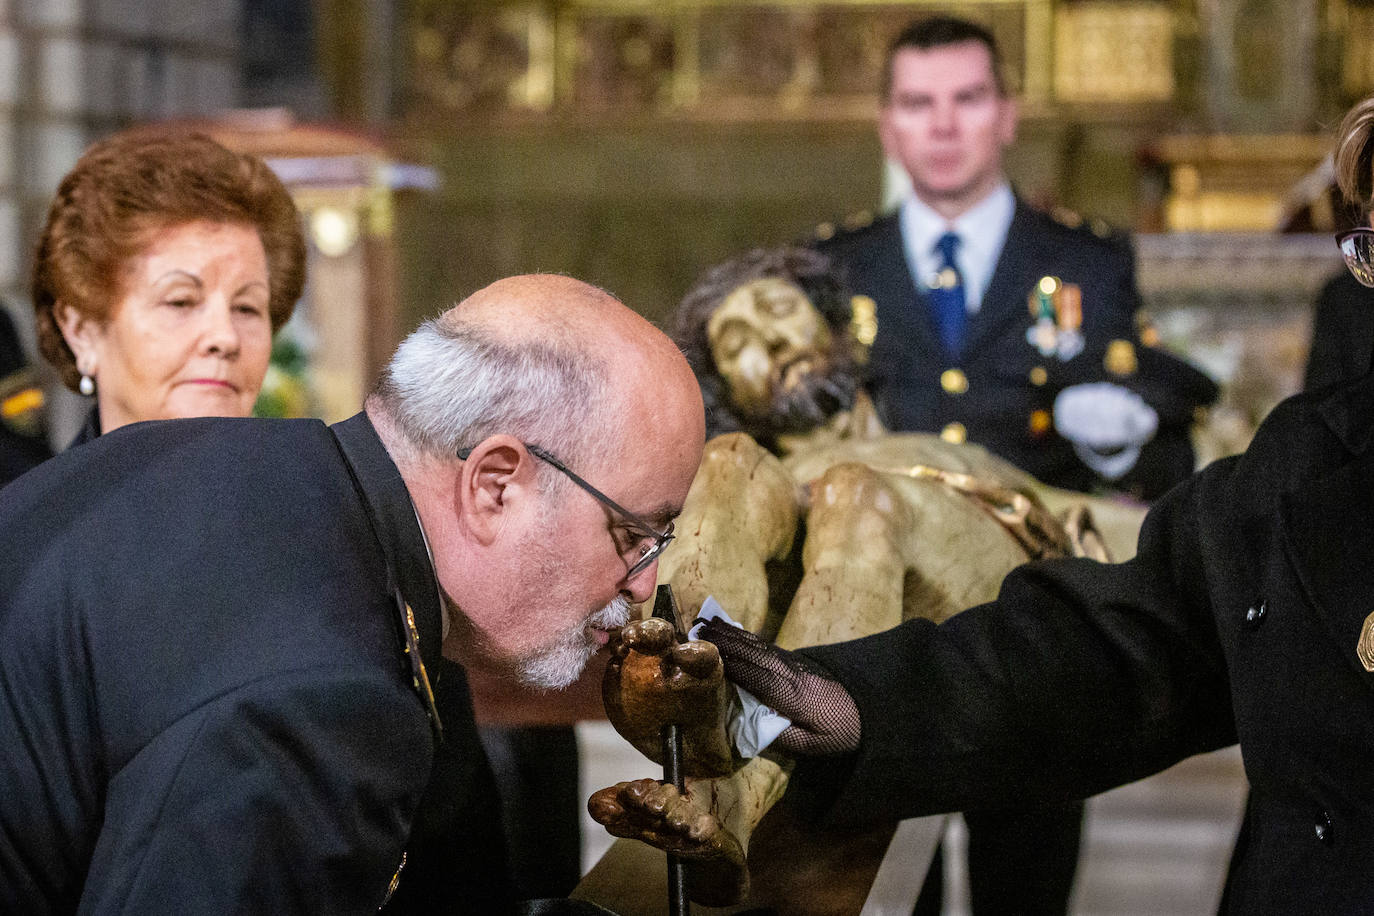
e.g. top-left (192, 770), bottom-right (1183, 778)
top-left (898, 182), bottom-right (1015, 313)
top-left (689, 596), bottom-right (791, 758)
top-left (1053, 382), bottom-right (1159, 481)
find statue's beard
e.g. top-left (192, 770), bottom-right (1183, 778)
top-left (742, 353), bottom-right (860, 437)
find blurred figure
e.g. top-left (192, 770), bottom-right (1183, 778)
top-left (816, 15), bottom-right (1214, 504)
top-left (0, 307), bottom-right (52, 486)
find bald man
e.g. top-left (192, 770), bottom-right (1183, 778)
top-left (0, 275), bottom-right (705, 914)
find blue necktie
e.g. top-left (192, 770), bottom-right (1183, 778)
top-left (929, 231), bottom-right (966, 358)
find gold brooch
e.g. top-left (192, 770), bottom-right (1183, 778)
top-left (1358, 611), bottom-right (1374, 672)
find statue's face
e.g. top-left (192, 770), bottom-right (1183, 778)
top-left (706, 278), bottom-right (833, 416)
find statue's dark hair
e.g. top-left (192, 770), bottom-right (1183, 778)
top-left (670, 246), bottom-right (861, 442)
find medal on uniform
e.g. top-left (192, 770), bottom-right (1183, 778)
top-left (393, 585), bottom-right (444, 737)
top-left (1026, 277), bottom-right (1084, 361)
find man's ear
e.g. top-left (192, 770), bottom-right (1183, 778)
top-left (54, 302), bottom-right (102, 376)
top-left (877, 108), bottom-right (899, 163)
top-left (456, 434), bottom-right (538, 545)
top-left (998, 95), bottom-right (1019, 146)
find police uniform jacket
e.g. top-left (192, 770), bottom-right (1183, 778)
top-left (0, 412), bottom-right (508, 913)
top-left (817, 201), bottom-right (1209, 498)
top-left (790, 372), bottom-right (1374, 913)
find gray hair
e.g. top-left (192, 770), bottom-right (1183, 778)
top-left (369, 314), bottom-right (612, 475)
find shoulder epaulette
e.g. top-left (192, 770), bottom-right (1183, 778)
top-left (0, 368), bottom-right (46, 438)
top-left (1043, 204), bottom-right (1131, 249)
top-left (813, 209), bottom-right (882, 244)
top-left (1051, 206), bottom-right (1084, 229)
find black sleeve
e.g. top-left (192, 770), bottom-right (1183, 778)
top-left (788, 457), bottom-right (1240, 825)
top-left (78, 668), bottom-right (433, 914)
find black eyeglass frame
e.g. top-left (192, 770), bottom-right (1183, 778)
top-left (456, 442), bottom-right (675, 578)
top-left (1336, 227), bottom-right (1374, 288)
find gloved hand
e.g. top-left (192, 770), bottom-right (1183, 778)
top-left (694, 617), bottom-right (860, 755)
top-left (1053, 382), bottom-right (1159, 481)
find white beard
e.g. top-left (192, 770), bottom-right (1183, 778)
top-left (515, 594), bottom-right (632, 689)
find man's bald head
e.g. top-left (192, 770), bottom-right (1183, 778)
top-left (370, 274), bottom-right (703, 473)
top-left (369, 274), bottom-right (706, 689)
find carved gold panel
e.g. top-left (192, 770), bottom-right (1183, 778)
top-left (407, 0), bottom-right (1053, 121)
top-left (1344, 6), bottom-right (1374, 96)
top-left (409, 2), bottom-right (553, 114)
top-left (1156, 134), bottom-right (1333, 231)
top-left (1053, 2), bottom-right (1173, 103)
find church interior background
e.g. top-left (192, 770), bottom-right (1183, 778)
top-left (2, 1), bottom-right (1371, 910)
top-left (3, 0), bottom-right (1372, 446)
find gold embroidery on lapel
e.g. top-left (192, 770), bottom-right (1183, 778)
top-left (379, 851), bottom-right (407, 910)
top-left (1358, 611), bottom-right (1374, 672)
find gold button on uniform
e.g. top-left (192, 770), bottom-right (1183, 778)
top-left (940, 422), bottom-right (967, 444)
top-left (1029, 409), bottom-right (1052, 436)
top-left (849, 295), bottom-right (878, 347)
top-left (1028, 366), bottom-right (1048, 386)
top-left (940, 368), bottom-right (969, 395)
top-left (1105, 339), bottom-right (1138, 376)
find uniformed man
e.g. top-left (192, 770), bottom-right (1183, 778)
top-left (815, 15), bottom-right (1215, 504)
top-left (0, 307), bottom-right (52, 487)
top-left (812, 15), bottom-right (1214, 913)
top-left (0, 275), bottom-right (705, 913)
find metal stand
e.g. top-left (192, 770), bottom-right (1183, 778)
top-left (651, 584), bottom-right (691, 916)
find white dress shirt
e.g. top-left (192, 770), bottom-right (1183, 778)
top-left (897, 183), bottom-right (1015, 314)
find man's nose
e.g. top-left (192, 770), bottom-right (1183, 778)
top-left (623, 557), bottom-right (660, 604)
top-left (930, 101), bottom-right (958, 135)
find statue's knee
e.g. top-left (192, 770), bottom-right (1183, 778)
top-left (809, 463), bottom-right (908, 523)
top-left (701, 432), bottom-right (772, 470)
top-left (803, 464), bottom-right (915, 556)
top-left (698, 433), bottom-right (800, 526)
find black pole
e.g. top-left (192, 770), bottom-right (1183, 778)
top-left (652, 584), bottom-right (690, 916)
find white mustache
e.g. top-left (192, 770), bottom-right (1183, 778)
top-left (587, 595), bottom-right (632, 631)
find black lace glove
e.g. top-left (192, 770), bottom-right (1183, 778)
top-left (694, 617), bottom-right (860, 756)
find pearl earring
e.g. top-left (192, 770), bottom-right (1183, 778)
top-left (79, 374), bottom-right (95, 396)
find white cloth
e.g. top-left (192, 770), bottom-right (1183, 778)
top-left (1053, 382), bottom-right (1159, 480)
top-left (689, 596), bottom-right (791, 758)
top-left (898, 182), bottom-right (1015, 313)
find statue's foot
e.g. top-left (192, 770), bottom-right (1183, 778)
top-left (589, 778), bottom-right (749, 906)
top-left (603, 618), bottom-right (738, 777)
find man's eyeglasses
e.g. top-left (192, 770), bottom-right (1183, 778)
top-left (457, 442), bottom-right (675, 579)
top-left (1336, 227), bottom-right (1374, 288)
